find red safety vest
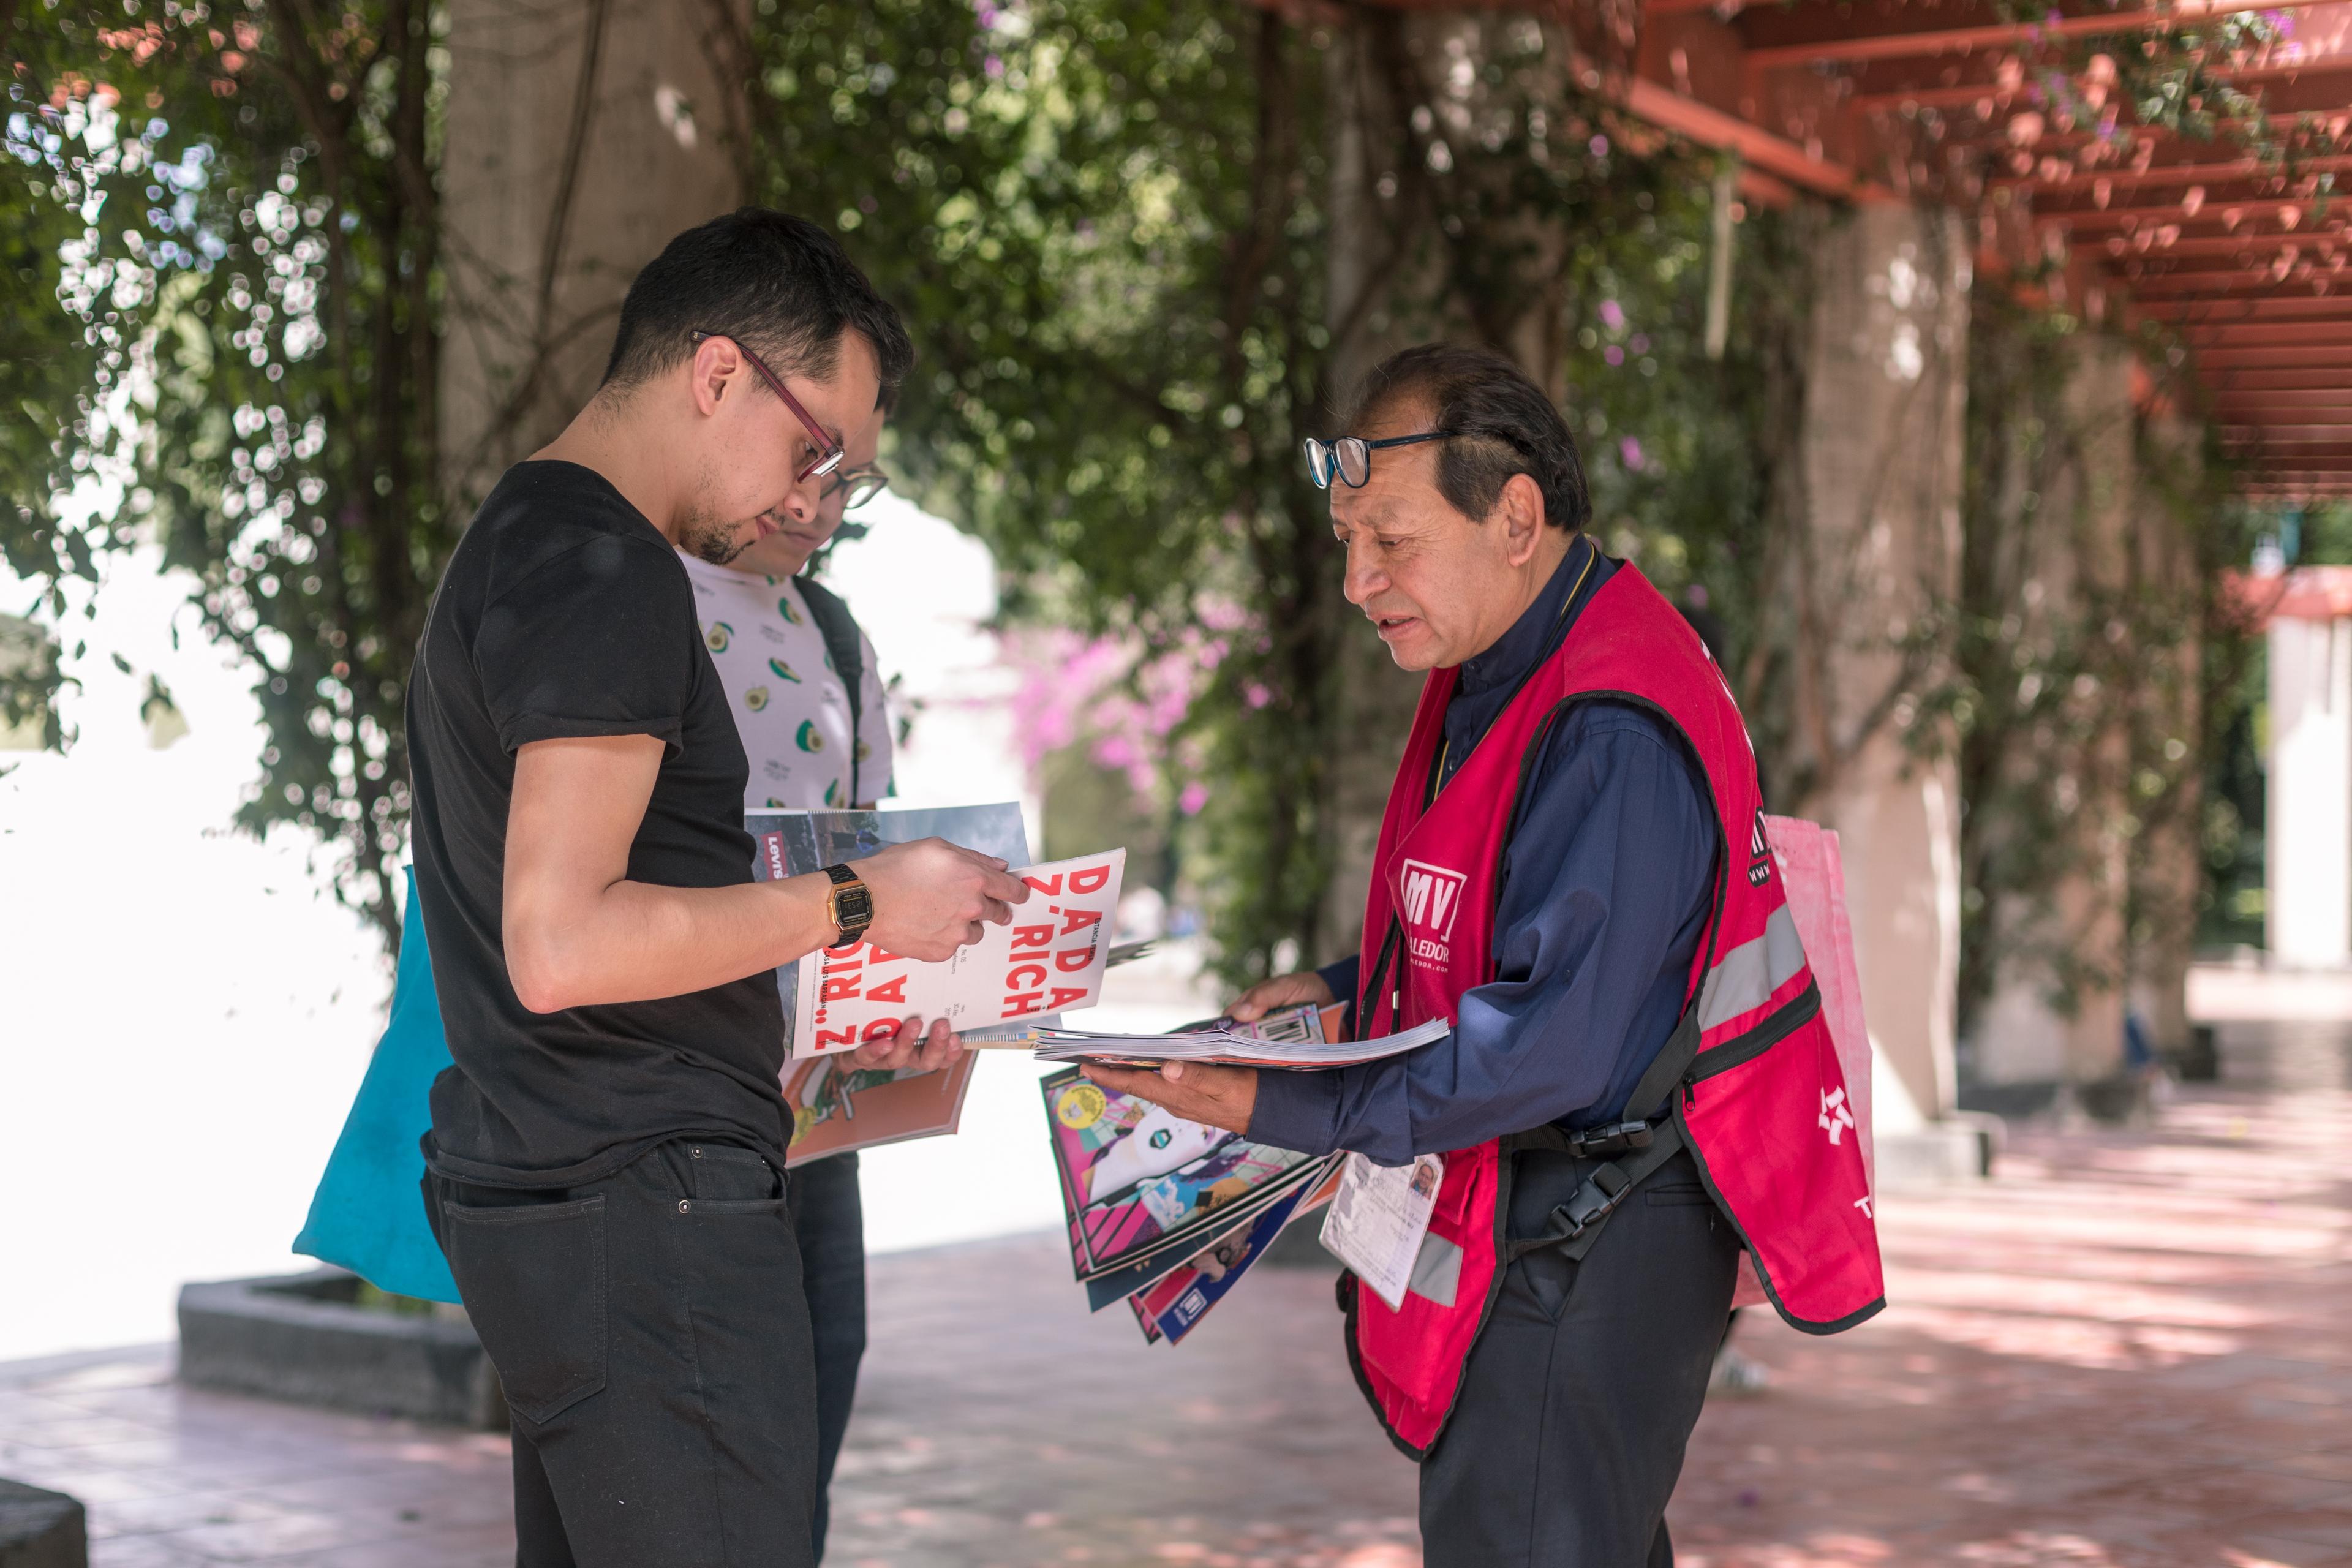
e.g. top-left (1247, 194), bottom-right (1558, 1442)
top-left (1344, 560), bottom-right (1885, 1458)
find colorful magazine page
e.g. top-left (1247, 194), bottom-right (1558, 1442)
top-left (791, 850), bottom-right (1125, 1060)
top-left (1131, 1184), bottom-right (1311, 1346)
top-left (746, 803), bottom-right (1032, 1056)
top-left (1082, 1153), bottom-right (1338, 1311)
top-left (1039, 1066), bottom-right (1316, 1279)
top-left (780, 1052), bottom-right (979, 1169)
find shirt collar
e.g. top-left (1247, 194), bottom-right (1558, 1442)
top-left (1457, 535), bottom-right (1594, 698)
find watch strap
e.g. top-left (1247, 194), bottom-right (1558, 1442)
top-left (821, 862), bottom-right (873, 944)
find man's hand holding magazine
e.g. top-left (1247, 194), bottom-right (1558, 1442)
top-left (1076, 968), bottom-right (1439, 1137)
top-left (1081, 1057), bottom-right (1260, 1136)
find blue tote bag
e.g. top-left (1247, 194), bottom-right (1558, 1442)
top-left (292, 867), bottom-right (461, 1302)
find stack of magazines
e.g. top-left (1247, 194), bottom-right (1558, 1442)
top-left (1033, 1014), bottom-right (1447, 1068)
top-left (1041, 1002), bottom-right (1437, 1344)
top-left (1042, 1063), bottom-right (1343, 1346)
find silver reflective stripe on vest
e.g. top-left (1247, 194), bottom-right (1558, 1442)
top-left (1696, 903), bottom-right (1807, 1031)
top-left (1406, 1231), bottom-right (1462, 1306)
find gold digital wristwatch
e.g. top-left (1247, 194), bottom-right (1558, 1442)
top-left (821, 862), bottom-right (875, 947)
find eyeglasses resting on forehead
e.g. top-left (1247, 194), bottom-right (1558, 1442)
top-left (1303, 431), bottom-right (1459, 490)
top-left (689, 330), bottom-right (846, 483)
top-left (821, 464), bottom-right (891, 512)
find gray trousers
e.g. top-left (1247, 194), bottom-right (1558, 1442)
top-left (1419, 1147), bottom-right (1740, 1568)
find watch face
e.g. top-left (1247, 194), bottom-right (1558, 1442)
top-left (835, 888), bottom-right (875, 925)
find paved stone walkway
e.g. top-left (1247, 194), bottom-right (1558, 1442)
top-left (2, 1025), bottom-right (2346, 1567)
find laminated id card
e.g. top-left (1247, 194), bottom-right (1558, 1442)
top-left (1319, 1151), bottom-right (1444, 1310)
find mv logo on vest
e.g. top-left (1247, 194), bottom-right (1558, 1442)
top-left (1400, 859), bottom-right (1468, 968)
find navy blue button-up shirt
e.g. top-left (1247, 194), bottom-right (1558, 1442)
top-left (1245, 537), bottom-right (1719, 1166)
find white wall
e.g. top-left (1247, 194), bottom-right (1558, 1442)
top-left (0, 549), bottom-right (391, 1361)
top-left (2267, 616), bottom-right (2352, 968)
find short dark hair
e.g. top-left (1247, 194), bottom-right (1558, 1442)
top-left (1346, 344), bottom-right (1590, 532)
top-left (601, 208), bottom-right (914, 406)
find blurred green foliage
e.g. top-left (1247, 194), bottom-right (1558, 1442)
top-left (749, 0), bottom-right (1350, 977)
top-left (5, 0), bottom-right (445, 942)
top-left (0, 0), bottom-right (2294, 989)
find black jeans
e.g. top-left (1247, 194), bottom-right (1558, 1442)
top-left (787, 1152), bottom-right (867, 1561)
top-left (425, 1139), bottom-right (818, 1568)
top-left (1418, 1148), bottom-right (1740, 1568)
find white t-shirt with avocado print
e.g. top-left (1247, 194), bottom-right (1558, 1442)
top-left (677, 552), bottom-right (894, 811)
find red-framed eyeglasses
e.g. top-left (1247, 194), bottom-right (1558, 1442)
top-left (690, 330), bottom-right (846, 484)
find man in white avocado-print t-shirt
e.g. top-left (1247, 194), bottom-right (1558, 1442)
top-left (679, 548), bottom-right (892, 810)
top-left (677, 396), bottom-right (947, 1562)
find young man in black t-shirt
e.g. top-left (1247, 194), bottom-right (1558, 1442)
top-left (405, 209), bottom-right (1026, 1568)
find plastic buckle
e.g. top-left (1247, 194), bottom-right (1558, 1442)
top-left (1564, 1119), bottom-right (1656, 1159)
top-left (1553, 1163), bottom-right (1635, 1238)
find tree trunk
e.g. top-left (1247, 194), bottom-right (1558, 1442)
top-left (438, 0), bottom-right (754, 511)
top-left (1310, 9), bottom-right (1605, 954)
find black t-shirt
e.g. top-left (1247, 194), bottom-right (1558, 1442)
top-left (405, 459), bottom-right (789, 1187)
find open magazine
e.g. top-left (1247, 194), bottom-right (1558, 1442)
top-left (789, 850), bottom-right (1123, 1057)
top-left (745, 804), bottom-right (1124, 1059)
top-left (745, 804), bottom-right (1025, 1165)
top-left (1039, 1001), bottom-right (1365, 1344)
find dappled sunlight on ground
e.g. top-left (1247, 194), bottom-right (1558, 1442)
top-left (2, 1023), bottom-right (2346, 1566)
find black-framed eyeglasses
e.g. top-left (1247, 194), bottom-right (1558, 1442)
top-left (1303, 431), bottom-right (1460, 489)
top-left (822, 464), bottom-right (890, 512)
top-left (690, 329), bottom-right (846, 483)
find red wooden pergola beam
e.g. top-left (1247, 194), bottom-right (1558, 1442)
top-left (2195, 366), bottom-right (2352, 387)
top-left (1994, 155), bottom-right (2352, 198)
top-left (2130, 274), bottom-right (2352, 298)
top-left (1852, 61), bottom-right (2352, 118)
top-left (2211, 402), bottom-right (2352, 418)
top-left (2183, 322), bottom-right (2352, 346)
top-left (1738, 0), bottom-right (2343, 69)
top-left (2039, 197), bottom-right (2350, 233)
top-left (2078, 235), bottom-right (2352, 263)
top-left (2137, 296), bottom-right (2352, 323)
top-left (1606, 64), bottom-right (1887, 200)
top-left (2119, 243), bottom-right (2352, 263)
top-left (2182, 346), bottom-right (2352, 368)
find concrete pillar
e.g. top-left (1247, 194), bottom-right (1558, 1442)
top-left (2127, 412), bottom-right (2206, 1057)
top-left (1972, 334), bottom-right (2138, 1091)
top-left (2267, 614), bottom-right (2352, 967)
top-left (1795, 202), bottom-right (1969, 1121)
top-left (438, 0), bottom-right (752, 510)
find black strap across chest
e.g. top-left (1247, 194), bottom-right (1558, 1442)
top-left (794, 574), bottom-right (866, 806)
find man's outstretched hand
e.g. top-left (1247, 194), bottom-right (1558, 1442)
top-left (850, 1015), bottom-right (965, 1073)
top-left (1226, 969), bottom-right (1336, 1023)
top-left (1081, 1060), bottom-right (1260, 1136)
top-left (1080, 969), bottom-right (1336, 1134)
top-left (854, 837), bottom-right (1031, 961)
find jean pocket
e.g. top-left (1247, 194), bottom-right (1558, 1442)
top-left (678, 1141), bottom-right (787, 1214)
top-left (440, 1195), bottom-right (608, 1425)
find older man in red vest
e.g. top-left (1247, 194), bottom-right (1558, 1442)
top-left (1087, 344), bottom-right (1882, 1567)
